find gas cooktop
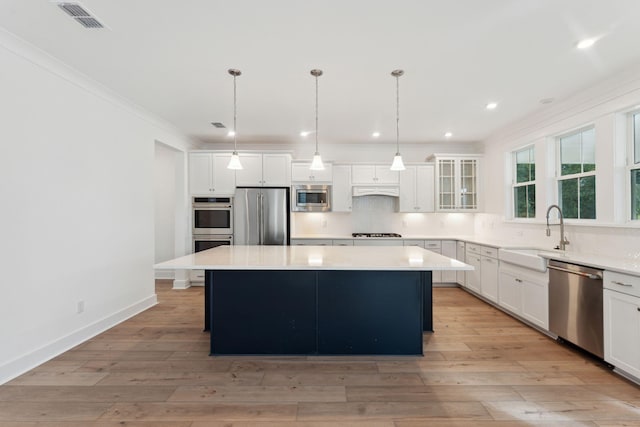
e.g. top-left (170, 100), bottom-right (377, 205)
top-left (352, 233), bottom-right (402, 238)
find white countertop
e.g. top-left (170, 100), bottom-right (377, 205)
top-left (155, 245), bottom-right (473, 272)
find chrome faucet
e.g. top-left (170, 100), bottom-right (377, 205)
top-left (546, 204), bottom-right (570, 250)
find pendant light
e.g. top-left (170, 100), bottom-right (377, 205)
top-left (227, 68), bottom-right (243, 170)
top-left (390, 69), bottom-right (406, 171)
top-left (309, 69), bottom-right (325, 171)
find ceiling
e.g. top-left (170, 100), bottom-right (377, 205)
top-left (2, 1), bottom-right (640, 147)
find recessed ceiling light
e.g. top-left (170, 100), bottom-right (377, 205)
top-left (576, 38), bottom-right (596, 49)
top-left (486, 102), bottom-right (498, 110)
top-left (227, 130), bottom-right (236, 137)
top-left (372, 132), bottom-right (380, 138)
top-left (444, 132), bottom-right (453, 138)
top-left (300, 131), bottom-right (310, 137)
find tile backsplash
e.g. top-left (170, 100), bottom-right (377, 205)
top-left (291, 196), bottom-right (476, 237)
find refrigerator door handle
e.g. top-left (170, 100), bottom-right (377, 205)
top-left (258, 192), bottom-right (265, 245)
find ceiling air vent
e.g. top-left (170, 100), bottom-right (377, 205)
top-left (211, 122), bottom-right (226, 128)
top-left (57, 2), bottom-right (104, 28)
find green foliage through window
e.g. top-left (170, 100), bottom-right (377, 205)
top-left (513, 146), bottom-right (535, 218)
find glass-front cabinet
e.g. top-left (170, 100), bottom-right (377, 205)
top-left (430, 154), bottom-right (481, 211)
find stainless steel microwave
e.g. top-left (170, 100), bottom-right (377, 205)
top-left (292, 185), bottom-right (331, 212)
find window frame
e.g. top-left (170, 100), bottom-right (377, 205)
top-left (512, 145), bottom-right (536, 219)
top-left (628, 110), bottom-right (640, 221)
top-left (555, 126), bottom-right (597, 220)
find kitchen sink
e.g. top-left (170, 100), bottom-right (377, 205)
top-left (498, 248), bottom-right (547, 272)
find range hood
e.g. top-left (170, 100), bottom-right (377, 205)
top-left (352, 186), bottom-right (400, 197)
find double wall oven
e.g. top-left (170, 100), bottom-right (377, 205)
top-left (192, 197), bottom-right (233, 281)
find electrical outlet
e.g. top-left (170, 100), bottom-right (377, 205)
top-left (402, 220), bottom-right (407, 227)
top-left (321, 219), bottom-right (327, 228)
top-left (77, 300), bottom-right (85, 314)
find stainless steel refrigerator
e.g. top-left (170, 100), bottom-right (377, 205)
top-left (234, 187), bottom-right (290, 245)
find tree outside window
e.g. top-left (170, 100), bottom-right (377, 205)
top-left (557, 127), bottom-right (596, 219)
top-left (513, 146), bottom-right (535, 218)
top-left (631, 113), bottom-right (640, 220)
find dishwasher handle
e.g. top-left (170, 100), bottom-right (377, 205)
top-left (548, 264), bottom-right (602, 280)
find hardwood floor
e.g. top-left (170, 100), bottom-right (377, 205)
top-left (1, 281), bottom-right (639, 426)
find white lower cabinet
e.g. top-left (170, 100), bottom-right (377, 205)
top-left (465, 249), bottom-right (482, 294)
top-left (290, 239), bottom-right (332, 246)
top-left (441, 240), bottom-right (457, 283)
top-left (480, 247), bottom-right (499, 303)
top-left (456, 241), bottom-right (466, 286)
top-left (498, 263), bottom-right (548, 330)
top-left (354, 239), bottom-right (403, 247)
top-left (604, 270), bottom-right (640, 380)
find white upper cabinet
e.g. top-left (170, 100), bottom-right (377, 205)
top-left (236, 153), bottom-right (291, 187)
top-left (291, 162), bottom-right (333, 183)
top-left (351, 164), bottom-right (399, 185)
top-left (189, 152), bottom-right (236, 195)
top-left (332, 164), bottom-right (352, 212)
top-left (399, 164), bottom-right (435, 212)
top-left (430, 154), bottom-right (481, 211)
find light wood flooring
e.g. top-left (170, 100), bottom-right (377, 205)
top-left (1, 281), bottom-right (639, 426)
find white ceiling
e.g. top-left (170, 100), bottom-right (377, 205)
top-left (2, 1), bottom-right (640, 147)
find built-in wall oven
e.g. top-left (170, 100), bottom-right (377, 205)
top-left (192, 197), bottom-right (233, 234)
top-left (192, 234), bottom-right (233, 253)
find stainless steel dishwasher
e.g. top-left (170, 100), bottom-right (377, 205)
top-left (548, 259), bottom-right (604, 358)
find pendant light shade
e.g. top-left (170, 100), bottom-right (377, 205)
top-left (227, 68), bottom-right (243, 170)
top-left (389, 69), bottom-right (406, 171)
top-left (309, 69), bottom-right (325, 171)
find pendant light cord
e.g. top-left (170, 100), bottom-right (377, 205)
top-left (315, 73), bottom-right (319, 154)
top-left (233, 73), bottom-right (238, 152)
top-left (395, 73), bottom-right (400, 155)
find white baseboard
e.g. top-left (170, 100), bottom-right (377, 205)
top-left (0, 294), bottom-right (158, 385)
top-left (155, 270), bottom-right (175, 280)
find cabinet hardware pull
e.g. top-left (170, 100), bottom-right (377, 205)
top-left (612, 280), bottom-right (633, 287)
top-left (515, 278), bottom-right (523, 283)
top-left (637, 307), bottom-right (640, 312)
top-left (548, 264), bottom-right (602, 280)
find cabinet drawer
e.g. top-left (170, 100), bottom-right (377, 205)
top-left (604, 271), bottom-right (640, 298)
top-left (481, 246), bottom-right (498, 258)
top-left (466, 243), bottom-right (481, 255)
top-left (424, 240), bottom-right (442, 250)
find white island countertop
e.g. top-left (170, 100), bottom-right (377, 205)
top-left (155, 245), bottom-right (473, 272)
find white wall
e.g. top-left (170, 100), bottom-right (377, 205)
top-left (0, 28), bottom-right (191, 383)
top-left (478, 61), bottom-right (640, 258)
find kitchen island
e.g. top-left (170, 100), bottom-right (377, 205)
top-left (155, 245), bottom-right (471, 356)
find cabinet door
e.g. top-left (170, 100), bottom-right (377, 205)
top-left (332, 239), bottom-right (354, 246)
top-left (465, 254), bottom-right (482, 293)
top-left (189, 153), bottom-right (213, 194)
top-left (416, 165), bottom-right (435, 212)
top-left (291, 163), bottom-right (315, 182)
top-left (353, 239), bottom-right (403, 246)
top-left (456, 241), bottom-right (466, 286)
top-left (235, 154), bottom-right (263, 186)
top-left (521, 276), bottom-right (548, 330)
top-left (481, 256), bottom-right (499, 303)
top-left (263, 154), bottom-right (290, 186)
top-left (441, 240), bottom-right (457, 283)
top-left (212, 153), bottom-right (237, 195)
top-left (604, 289), bottom-right (640, 378)
top-left (498, 270), bottom-right (522, 314)
top-left (351, 165), bottom-right (376, 184)
top-left (332, 165), bottom-right (352, 212)
top-left (375, 165), bottom-right (399, 184)
top-left (290, 239), bottom-right (332, 246)
top-left (399, 167), bottom-right (417, 212)
top-left (459, 159), bottom-right (478, 210)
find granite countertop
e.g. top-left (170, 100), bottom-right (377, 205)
top-left (155, 245), bottom-right (473, 272)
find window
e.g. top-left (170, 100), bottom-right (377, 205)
top-left (557, 127), bottom-right (596, 219)
top-left (513, 146), bottom-right (535, 218)
top-left (631, 112), bottom-right (640, 220)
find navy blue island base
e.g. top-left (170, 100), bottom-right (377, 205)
top-left (204, 269), bottom-right (432, 355)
